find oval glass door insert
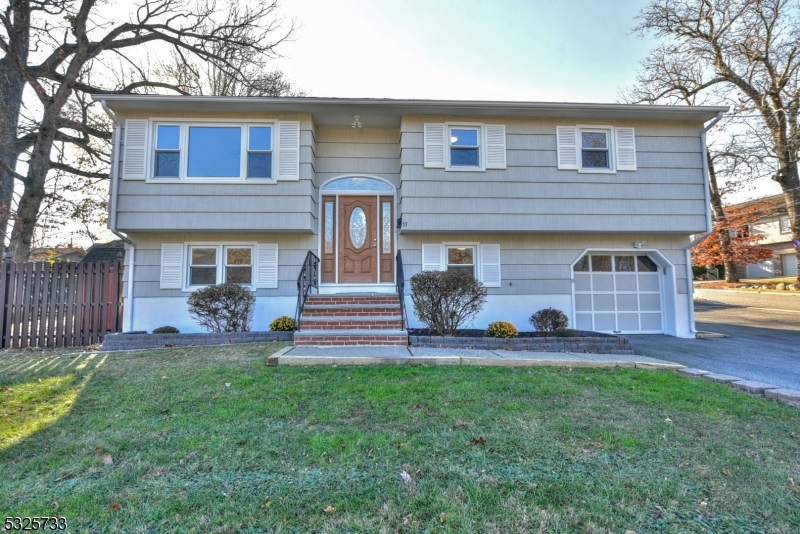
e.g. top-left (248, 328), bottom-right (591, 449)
top-left (350, 207), bottom-right (367, 248)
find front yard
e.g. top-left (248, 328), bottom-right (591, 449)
top-left (1, 343), bottom-right (799, 533)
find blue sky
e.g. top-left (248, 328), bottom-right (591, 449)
top-left (272, 0), bottom-right (654, 101)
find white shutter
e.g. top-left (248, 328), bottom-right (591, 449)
top-left (423, 123), bottom-right (446, 168)
top-left (276, 121), bottom-right (300, 180)
top-left (556, 126), bottom-right (579, 170)
top-left (421, 244), bottom-right (443, 271)
top-left (256, 244), bottom-right (279, 288)
top-left (480, 244), bottom-right (501, 287)
top-left (122, 119), bottom-right (148, 179)
top-left (484, 124), bottom-right (507, 169)
top-left (615, 127), bottom-right (637, 171)
top-left (160, 244), bottom-right (183, 289)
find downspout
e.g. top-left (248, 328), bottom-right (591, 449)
top-left (684, 111), bottom-right (724, 335)
top-left (100, 100), bottom-right (135, 331)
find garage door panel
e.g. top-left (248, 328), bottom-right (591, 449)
top-left (595, 314), bottom-right (616, 331)
top-left (641, 313), bottom-right (662, 331)
top-left (575, 294), bottom-right (592, 312)
top-left (638, 275), bottom-right (660, 291)
top-left (574, 273), bottom-right (591, 291)
top-left (639, 293), bottom-right (662, 311)
top-left (616, 294), bottom-right (639, 311)
top-left (593, 294), bottom-right (616, 311)
top-left (576, 313), bottom-right (593, 330)
top-left (592, 274), bottom-right (614, 291)
top-left (617, 313), bottom-right (639, 331)
top-left (615, 274), bottom-right (637, 291)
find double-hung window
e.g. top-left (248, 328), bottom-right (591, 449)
top-left (446, 246), bottom-right (476, 277)
top-left (449, 126), bottom-right (481, 168)
top-left (247, 126), bottom-right (273, 178)
top-left (187, 245), bottom-right (253, 287)
top-left (580, 129), bottom-right (612, 170)
top-left (154, 125), bottom-right (181, 178)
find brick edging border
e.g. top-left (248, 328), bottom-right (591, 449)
top-left (101, 331), bottom-right (293, 351)
top-left (677, 368), bottom-right (800, 408)
top-left (408, 332), bottom-right (633, 355)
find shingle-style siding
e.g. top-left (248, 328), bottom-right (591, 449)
top-left (397, 233), bottom-right (691, 296)
top-left (114, 112), bottom-right (318, 233)
top-left (313, 127), bottom-right (401, 189)
top-left (126, 232), bottom-right (316, 298)
top-left (399, 116), bottom-right (706, 234)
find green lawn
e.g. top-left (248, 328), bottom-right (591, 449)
top-left (1, 344), bottom-right (799, 533)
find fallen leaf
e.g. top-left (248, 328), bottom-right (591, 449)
top-left (471, 436), bottom-right (486, 445)
top-left (109, 503), bottom-right (120, 510)
top-left (309, 420), bottom-right (317, 425)
top-left (101, 454), bottom-right (113, 465)
top-left (438, 513), bottom-right (445, 523)
top-left (721, 468), bottom-right (732, 476)
top-left (789, 478), bottom-right (800, 493)
top-left (237, 440), bottom-right (247, 446)
top-left (400, 471), bottom-right (413, 484)
top-left (698, 501), bottom-right (708, 513)
top-left (323, 505), bottom-right (335, 513)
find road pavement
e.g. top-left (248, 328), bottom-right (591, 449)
top-left (628, 288), bottom-right (800, 390)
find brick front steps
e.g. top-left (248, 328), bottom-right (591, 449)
top-left (295, 293), bottom-right (409, 346)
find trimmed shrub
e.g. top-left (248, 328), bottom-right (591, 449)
top-left (486, 321), bottom-right (518, 338)
top-left (529, 307), bottom-right (569, 333)
top-left (187, 282), bottom-right (255, 333)
top-left (152, 326), bottom-right (179, 334)
top-left (270, 316), bottom-right (297, 331)
top-left (410, 270), bottom-right (487, 336)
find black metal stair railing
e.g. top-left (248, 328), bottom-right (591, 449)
top-left (295, 251), bottom-right (320, 330)
top-left (395, 250), bottom-right (407, 331)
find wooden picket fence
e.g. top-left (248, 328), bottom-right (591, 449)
top-left (0, 260), bottom-right (124, 349)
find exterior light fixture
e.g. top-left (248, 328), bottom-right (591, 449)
top-left (352, 115), bottom-right (362, 128)
top-left (633, 241), bottom-right (646, 249)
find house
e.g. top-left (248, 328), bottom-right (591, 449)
top-left (29, 246), bottom-right (86, 263)
top-left (94, 95), bottom-right (727, 340)
top-left (730, 194), bottom-right (798, 279)
top-left (80, 239), bottom-right (126, 264)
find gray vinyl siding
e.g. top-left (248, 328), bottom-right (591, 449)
top-left (114, 112), bottom-right (318, 233)
top-left (397, 233), bottom-right (691, 296)
top-left (399, 116), bottom-right (707, 233)
top-left (127, 232), bottom-right (316, 298)
top-left (313, 127), bottom-right (401, 189)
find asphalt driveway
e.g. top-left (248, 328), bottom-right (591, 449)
top-left (628, 288), bottom-right (800, 390)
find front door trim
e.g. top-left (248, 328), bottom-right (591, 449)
top-left (317, 175), bottom-right (397, 289)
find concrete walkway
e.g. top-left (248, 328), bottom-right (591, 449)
top-left (273, 346), bottom-right (682, 369)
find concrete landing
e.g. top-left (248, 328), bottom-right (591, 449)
top-left (271, 346), bottom-right (683, 369)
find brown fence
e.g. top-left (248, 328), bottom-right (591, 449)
top-left (0, 260), bottom-right (124, 349)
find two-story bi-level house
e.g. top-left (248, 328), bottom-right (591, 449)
top-left (95, 96), bottom-right (726, 341)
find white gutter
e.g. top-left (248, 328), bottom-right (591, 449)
top-left (685, 111), bottom-right (725, 335)
top-left (100, 100), bottom-right (135, 332)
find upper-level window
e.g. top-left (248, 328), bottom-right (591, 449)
top-left (580, 130), bottom-right (611, 170)
top-left (449, 127), bottom-right (480, 168)
top-left (779, 216), bottom-right (790, 234)
top-left (152, 122), bottom-right (273, 181)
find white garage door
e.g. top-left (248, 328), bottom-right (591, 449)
top-left (782, 254), bottom-right (798, 277)
top-left (573, 254), bottom-right (664, 334)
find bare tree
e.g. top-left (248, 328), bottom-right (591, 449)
top-left (0, 0), bottom-right (296, 260)
top-left (632, 0), bottom-right (800, 282)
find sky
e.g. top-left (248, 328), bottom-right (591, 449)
top-left (270, 0), bottom-right (655, 102)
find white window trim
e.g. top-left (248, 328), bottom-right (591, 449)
top-left (445, 122), bottom-right (485, 172)
top-left (148, 118), bottom-right (277, 184)
top-left (183, 242), bottom-right (257, 292)
top-left (576, 124), bottom-right (616, 174)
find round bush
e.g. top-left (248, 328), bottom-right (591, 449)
top-left (187, 282), bottom-right (255, 333)
top-left (270, 316), bottom-right (297, 331)
top-left (529, 307), bottom-right (569, 333)
top-left (410, 270), bottom-right (487, 336)
top-left (485, 321), bottom-right (518, 338)
top-left (152, 326), bottom-right (179, 334)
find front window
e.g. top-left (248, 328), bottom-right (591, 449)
top-left (187, 245), bottom-right (254, 286)
top-left (449, 127), bottom-right (480, 167)
top-left (580, 130), bottom-right (611, 169)
top-left (187, 126), bottom-right (241, 178)
top-left (447, 246), bottom-right (475, 277)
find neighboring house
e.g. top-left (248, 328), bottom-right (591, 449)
top-left (95, 95), bottom-right (726, 338)
top-left (81, 239), bottom-right (126, 263)
top-left (731, 194), bottom-right (797, 279)
top-left (29, 246), bottom-right (86, 263)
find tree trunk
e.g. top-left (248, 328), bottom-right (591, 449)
top-left (707, 153), bottom-right (739, 282)
top-left (0, 2), bottom-right (31, 248)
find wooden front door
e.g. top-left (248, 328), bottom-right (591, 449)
top-left (339, 196), bottom-right (377, 283)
